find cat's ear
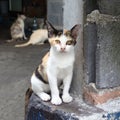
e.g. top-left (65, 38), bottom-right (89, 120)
top-left (46, 20), bottom-right (57, 38)
top-left (71, 24), bottom-right (81, 40)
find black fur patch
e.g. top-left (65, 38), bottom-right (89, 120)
top-left (35, 67), bottom-right (48, 84)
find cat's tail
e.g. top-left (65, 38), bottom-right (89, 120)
top-left (15, 41), bottom-right (31, 47)
top-left (25, 87), bottom-right (33, 117)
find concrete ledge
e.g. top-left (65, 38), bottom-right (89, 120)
top-left (25, 93), bottom-right (104, 120)
top-left (83, 83), bottom-right (120, 105)
top-left (25, 93), bottom-right (80, 120)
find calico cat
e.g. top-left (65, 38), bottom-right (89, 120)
top-left (28, 21), bottom-right (80, 105)
top-left (7, 14), bottom-right (27, 42)
top-left (15, 29), bottom-right (48, 47)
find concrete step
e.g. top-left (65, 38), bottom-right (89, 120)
top-left (25, 93), bottom-right (104, 120)
top-left (25, 93), bottom-right (120, 120)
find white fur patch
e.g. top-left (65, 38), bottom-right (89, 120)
top-left (31, 73), bottom-right (50, 101)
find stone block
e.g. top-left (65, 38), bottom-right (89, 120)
top-left (86, 10), bottom-right (120, 89)
top-left (97, 0), bottom-right (120, 16)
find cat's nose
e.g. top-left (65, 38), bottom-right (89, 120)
top-left (61, 47), bottom-right (66, 51)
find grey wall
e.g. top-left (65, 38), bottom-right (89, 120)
top-left (63, 0), bottom-right (83, 29)
top-left (97, 0), bottom-right (120, 16)
top-left (47, 0), bottom-right (63, 29)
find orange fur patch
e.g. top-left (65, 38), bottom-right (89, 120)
top-left (63, 30), bottom-right (71, 37)
top-left (37, 52), bottom-right (50, 82)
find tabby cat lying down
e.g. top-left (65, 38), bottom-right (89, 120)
top-left (26, 21), bottom-right (80, 105)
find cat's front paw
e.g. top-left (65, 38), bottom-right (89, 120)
top-left (51, 97), bottom-right (62, 105)
top-left (62, 94), bottom-right (73, 103)
top-left (39, 93), bottom-right (51, 101)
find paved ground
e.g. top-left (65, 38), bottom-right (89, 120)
top-left (0, 36), bottom-right (49, 120)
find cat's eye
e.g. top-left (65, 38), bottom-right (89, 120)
top-left (55, 40), bottom-right (61, 44)
top-left (66, 40), bottom-right (73, 45)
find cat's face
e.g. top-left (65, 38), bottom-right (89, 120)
top-left (49, 31), bottom-right (76, 53)
top-left (46, 21), bottom-right (80, 53)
